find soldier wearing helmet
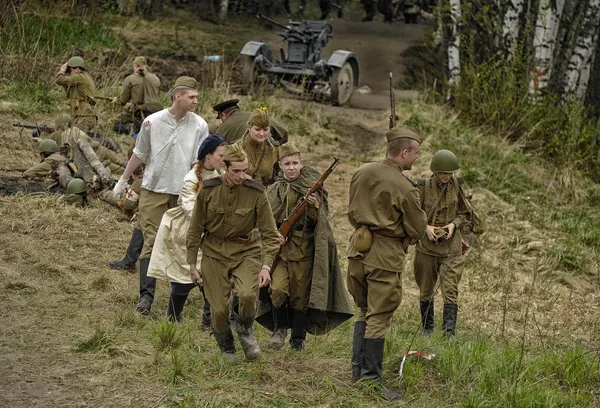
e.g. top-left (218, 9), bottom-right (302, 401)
top-left (22, 139), bottom-right (67, 179)
top-left (55, 56), bottom-right (98, 133)
top-left (413, 149), bottom-right (477, 338)
top-left (60, 178), bottom-right (89, 207)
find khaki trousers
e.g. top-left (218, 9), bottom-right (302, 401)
top-left (413, 251), bottom-right (464, 304)
top-left (73, 115), bottom-right (97, 133)
top-left (270, 258), bottom-right (312, 312)
top-left (201, 254), bottom-right (261, 333)
top-left (138, 188), bottom-right (178, 258)
top-left (347, 260), bottom-right (402, 338)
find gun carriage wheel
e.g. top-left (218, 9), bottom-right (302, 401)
top-left (330, 62), bottom-right (354, 106)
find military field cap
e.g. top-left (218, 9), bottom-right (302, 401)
top-left (133, 56), bottom-right (147, 66)
top-left (224, 143), bottom-right (247, 162)
top-left (248, 108), bottom-right (270, 129)
top-left (55, 113), bottom-right (73, 129)
top-left (278, 142), bottom-right (301, 160)
top-left (386, 126), bottom-right (422, 144)
top-left (213, 99), bottom-right (240, 115)
top-left (173, 76), bottom-right (197, 91)
top-left (198, 134), bottom-right (226, 161)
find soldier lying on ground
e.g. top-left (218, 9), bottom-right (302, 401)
top-left (22, 139), bottom-right (67, 179)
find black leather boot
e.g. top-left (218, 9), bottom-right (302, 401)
top-left (167, 293), bottom-right (188, 322)
top-left (443, 303), bottom-right (458, 337)
top-left (420, 299), bottom-right (435, 336)
top-left (268, 303), bottom-right (289, 349)
top-left (136, 258), bottom-right (155, 316)
top-left (214, 330), bottom-right (237, 362)
top-left (290, 309), bottom-right (307, 351)
top-left (361, 338), bottom-right (401, 401)
top-left (108, 228), bottom-right (143, 271)
top-left (351, 321), bottom-right (367, 383)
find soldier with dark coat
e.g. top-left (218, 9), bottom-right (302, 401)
top-left (346, 126), bottom-right (427, 400)
top-left (414, 150), bottom-right (480, 337)
top-left (212, 99), bottom-right (288, 145)
top-left (55, 56), bottom-right (98, 133)
top-left (256, 143), bottom-right (353, 351)
top-left (113, 56), bottom-right (162, 135)
top-left (186, 143), bottom-right (281, 362)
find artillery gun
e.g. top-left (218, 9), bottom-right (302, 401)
top-left (240, 14), bottom-right (359, 106)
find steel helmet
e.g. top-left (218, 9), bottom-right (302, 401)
top-left (67, 56), bottom-right (86, 69)
top-left (37, 139), bottom-right (59, 154)
top-left (430, 149), bottom-right (460, 173)
top-left (66, 178), bottom-right (87, 195)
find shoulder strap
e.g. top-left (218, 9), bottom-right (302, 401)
top-left (202, 177), bottom-right (222, 188)
top-left (426, 178), bottom-right (447, 224)
top-left (243, 178), bottom-right (265, 192)
top-left (251, 144), bottom-right (268, 180)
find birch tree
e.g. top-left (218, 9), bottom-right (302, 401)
top-left (218, 0), bottom-right (228, 20)
top-left (528, 0), bottom-right (566, 95)
top-left (502, 0), bottom-right (524, 58)
top-left (447, 0), bottom-right (462, 88)
top-left (564, 0), bottom-right (600, 99)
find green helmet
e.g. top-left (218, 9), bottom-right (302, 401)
top-left (55, 114), bottom-right (73, 130)
top-left (38, 139), bottom-right (59, 154)
top-left (67, 178), bottom-right (87, 195)
top-left (430, 149), bottom-right (460, 173)
top-left (67, 56), bottom-right (86, 69)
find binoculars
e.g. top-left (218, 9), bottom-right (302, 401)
top-left (433, 227), bottom-right (449, 244)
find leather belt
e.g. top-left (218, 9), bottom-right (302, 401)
top-left (371, 232), bottom-right (404, 242)
top-left (223, 235), bottom-right (250, 244)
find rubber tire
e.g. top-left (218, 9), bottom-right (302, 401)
top-left (242, 56), bottom-right (265, 95)
top-left (330, 62), bottom-right (354, 106)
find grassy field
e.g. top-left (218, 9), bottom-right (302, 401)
top-left (1, 3), bottom-right (599, 407)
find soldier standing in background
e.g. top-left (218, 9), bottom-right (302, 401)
top-left (186, 144), bottom-right (281, 362)
top-left (55, 56), bottom-right (98, 133)
top-left (113, 76), bottom-right (208, 316)
top-left (113, 56), bottom-right (162, 135)
top-left (212, 99), bottom-right (288, 145)
top-left (414, 150), bottom-right (481, 337)
top-left (346, 126), bottom-right (427, 400)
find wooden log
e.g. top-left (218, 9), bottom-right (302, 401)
top-left (72, 143), bottom-right (95, 183)
top-left (56, 163), bottom-right (74, 189)
top-left (76, 138), bottom-right (116, 188)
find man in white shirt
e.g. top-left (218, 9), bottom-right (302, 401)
top-left (113, 76), bottom-right (208, 315)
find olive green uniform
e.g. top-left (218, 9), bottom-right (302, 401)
top-left (215, 110), bottom-right (289, 145)
top-left (234, 135), bottom-right (279, 186)
top-left (115, 69), bottom-right (162, 130)
top-left (347, 158), bottom-right (427, 338)
top-left (268, 175), bottom-right (319, 312)
top-left (186, 176), bottom-right (280, 334)
top-left (22, 152), bottom-right (67, 179)
top-left (55, 72), bottom-right (97, 132)
top-left (414, 176), bottom-right (469, 305)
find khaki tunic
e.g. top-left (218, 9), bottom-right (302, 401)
top-left (47, 127), bottom-right (121, 167)
top-left (186, 176), bottom-right (280, 333)
top-left (268, 180), bottom-right (318, 311)
top-left (414, 176), bottom-right (470, 304)
top-left (55, 72), bottom-right (97, 132)
top-left (215, 110), bottom-right (289, 145)
top-left (235, 135), bottom-right (278, 185)
top-left (116, 70), bottom-right (161, 123)
top-left (346, 157), bottom-right (427, 338)
top-left (22, 152), bottom-right (66, 179)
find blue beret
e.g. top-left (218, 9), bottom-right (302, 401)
top-left (198, 134), bottom-right (226, 161)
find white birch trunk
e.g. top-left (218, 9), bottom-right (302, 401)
top-left (218, 0), bottom-right (228, 20)
top-left (502, 0), bottom-right (525, 59)
top-left (447, 0), bottom-right (461, 89)
top-left (528, 0), bottom-right (565, 95)
top-left (576, 29), bottom-right (598, 100)
top-left (564, 0), bottom-right (600, 99)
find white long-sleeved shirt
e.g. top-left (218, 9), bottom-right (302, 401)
top-left (133, 109), bottom-right (208, 195)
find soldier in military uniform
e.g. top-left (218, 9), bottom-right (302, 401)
top-left (257, 143), bottom-right (353, 351)
top-left (414, 150), bottom-right (478, 337)
top-left (55, 56), bottom-right (98, 133)
top-left (113, 76), bottom-right (208, 316)
top-left (186, 144), bottom-right (281, 362)
top-left (60, 178), bottom-right (89, 207)
top-left (346, 126), bottom-right (427, 400)
top-left (212, 99), bottom-right (288, 145)
top-left (232, 108), bottom-right (279, 186)
top-left (22, 140), bottom-right (67, 179)
top-left (113, 56), bottom-right (162, 135)
top-left (360, 0), bottom-right (377, 21)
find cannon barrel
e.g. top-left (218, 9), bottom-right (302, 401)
top-left (256, 14), bottom-right (291, 31)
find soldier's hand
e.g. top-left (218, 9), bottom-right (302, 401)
top-left (258, 268), bottom-right (271, 288)
top-left (426, 225), bottom-right (437, 242)
top-left (278, 233), bottom-right (287, 245)
top-left (444, 223), bottom-right (456, 239)
top-left (307, 193), bottom-right (319, 208)
top-left (112, 178), bottom-right (128, 199)
top-left (111, 97), bottom-right (118, 104)
top-left (190, 265), bottom-right (203, 286)
top-left (60, 63), bottom-right (68, 74)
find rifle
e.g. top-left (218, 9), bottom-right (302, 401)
top-left (13, 123), bottom-right (55, 134)
top-left (389, 73), bottom-right (411, 251)
top-left (272, 157), bottom-right (339, 268)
